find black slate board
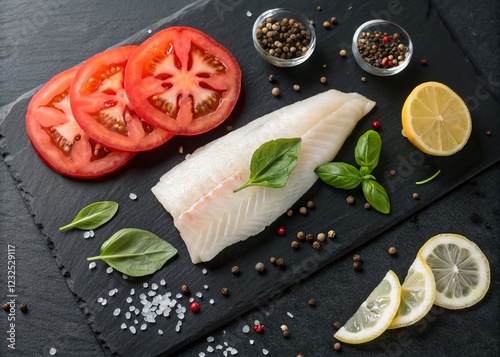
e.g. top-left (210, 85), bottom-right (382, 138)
top-left (1, 0), bottom-right (499, 356)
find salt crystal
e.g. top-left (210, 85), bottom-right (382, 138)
top-left (262, 349), bottom-right (269, 355)
top-left (196, 292), bottom-right (203, 298)
top-left (254, 320), bottom-right (260, 325)
top-left (129, 193), bottom-right (137, 200)
top-left (189, 297), bottom-right (195, 303)
top-left (209, 299), bottom-right (215, 305)
top-left (49, 347), bottom-right (57, 355)
top-left (121, 323), bottom-right (127, 330)
top-left (287, 312), bottom-right (294, 318)
top-left (177, 312), bottom-right (185, 320)
top-left (231, 348), bottom-right (238, 355)
top-left (246, 10), bottom-right (252, 17)
top-left (151, 283), bottom-right (159, 290)
top-left (109, 289), bottom-right (117, 296)
top-left (129, 326), bottom-right (136, 334)
top-left (158, 329), bottom-right (164, 335)
top-left (89, 230), bottom-right (94, 237)
top-left (143, 282), bottom-right (149, 288)
top-left (175, 320), bottom-right (182, 332)
top-left (147, 29), bottom-right (152, 34)
top-left (113, 308), bottom-right (121, 316)
top-left (130, 288), bottom-right (135, 295)
top-left (148, 291), bottom-right (156, 297)
top-left (241, 325), bottom-right (250, 334)
top-left (216, 345), bottom-right (223, 350)
top-left (176, 293), bottom-right (183, 299)
top-left (207, 336), bottom-right (215, 343)
top-left (207, 346), bottom-right (214, 353)
top-left (129, 306), bottom-right (135, 312)
top-left (204, 284), bottom-right (209, 290)
top-left (106, 267), bottom-right (113, 274)
top-left (122, 274), bottom-right (128, 280)
top-left (249, 340), bottom-right (254, 345)
top-left (202, 268), bottom-right (208, 274)
top-left (101, 299), bottom-right (107, 306)
top-left (125, 312), bottom-right (131, 319)
top-left (89, 262), bottom-right (96, 269)
top-left (134, 308), bottom-right (140, 315)
top-left (140, 293), bottom-right (147, 300)
top-left (160, 279), bottom-right (166, 286)
top-left (83, 231), bottom-right (91, 239)
top-left (97, 297), bottom-right (103, 303)
top-left (134, 319), bottom-right (139, 324)
top-left (140, 324), bottom-right (147, 331)
top-left (199, 353), bottom-right (206, 357)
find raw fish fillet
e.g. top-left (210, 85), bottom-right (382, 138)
top-left (152, 90), bottom-right (375, 263)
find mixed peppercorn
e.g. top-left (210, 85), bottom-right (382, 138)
top-left (356, 30), bottom-right (410, 68)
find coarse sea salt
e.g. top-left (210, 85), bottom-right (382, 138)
top-left (160, 279), bottom-right (166, 286)
top-left (89, 262), bottom-right (97, 269)
top-left (158, 329), bottom-right (164, 335)
top-left (209, 299), bottom-right (215, 305)
top-left (129, 192), bottom-right (138, 200)
top-left (207, 346), bottom-right (214, 352)
top-left (113, 308), bottom-right (121, 316)
top-left (129, 326), bottom-right (136, 334)
top-left (287, 312), bottom-right (294, 318)
top-left (106, 267), bottom-right (113, 274)
top-left (262, 348), bottom-right (269, 355)
top-left (207, 336), bottom-right (215, 343)
top-left (49, 347), bottom-right (57, 355)
top-left (120, 323), bottom-right (127, 330)
top-left (246, 10), bottom-right (252, 17)
top-left (241, 325), bottom-right (250, 334)
top-left (202, 268), bottom-right (208, 275)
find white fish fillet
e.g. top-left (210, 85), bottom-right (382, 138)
top-left (152, 89), bottom-right (375, 263)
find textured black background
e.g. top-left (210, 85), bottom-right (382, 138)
top-left (1, 1), bottom-right (499, 356)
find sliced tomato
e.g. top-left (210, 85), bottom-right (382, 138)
top-left (26, 67), bottom-right (135, 179)
top-left (70, 46), bottom-right (173, 151)
top-left (124, 27), bottom-right (242, 136)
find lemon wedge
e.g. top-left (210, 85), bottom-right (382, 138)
top-left (401, 81), bottom-right (472, 156)
top-left (418, 233), bottom-right (490, 309)
top-left (334, 270), bottom-right (401, 344)
top-left (388, 255), bottom-right (436, 329)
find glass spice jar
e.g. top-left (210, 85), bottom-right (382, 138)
top-left (352, 19), bottom-right (413, 76)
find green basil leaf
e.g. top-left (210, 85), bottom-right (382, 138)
top-left (362, 179), bottom-right (390, 214)
top-left (355, 130), bottom-right (382, 172)
top-left (59, 201), bottom-right (119, 231)
top-left (315, 162), bottom-right (362, 190)
top-left (87, 228), bottom-right (177, 277)
top-left (234, 138), bottom-right (302, 192)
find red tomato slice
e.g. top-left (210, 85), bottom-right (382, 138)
top-left (124, 27), bottom-right (242, 136)
top-left (70, 46), bottom-right (173, 151)
top-left (26, 67), bottom-right (136, 179)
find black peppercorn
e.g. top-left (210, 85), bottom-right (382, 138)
top-left (353, 261), bottom-right (363, 271)
top-left (308, 298), bottom-right (316, 307)
top-left (221, 287), bottom-right (229, 296)
top-left (181, 284), bottom-right (190, 295)
top-left (291, 240), bottom-right (300, 249)
top-left (2, 303), bottom-right (9, 312)
top-left (276, 258), bottom-right (286, 268)
top-left (19, 303), bottom-right (28, 313)
top-left (332, 321), bottom-right (341, 330)
top-left (352, 254), bottom-right (362, 262)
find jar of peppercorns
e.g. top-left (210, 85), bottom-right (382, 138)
top-left (253, 8), bottom-right (316, 67)
top-left (352, 19), bottom-right (413, 76)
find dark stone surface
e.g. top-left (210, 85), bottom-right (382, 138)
top-left (0, 1), bottom-right (498, 356)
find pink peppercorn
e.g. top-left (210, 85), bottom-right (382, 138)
top-left (277, 226), bottom-right (286, 236)
top-left (190, 301), bottom-right (200, 313)
top-left (372, 120), bottom-right (381, 130)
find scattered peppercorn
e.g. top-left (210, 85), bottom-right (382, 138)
top-left (372, 120), bottom-right (381, 130)
top-left (281, 324), bottom-right (289, 332)
top-left (276, 258), bottom-right (286, 268)
top-left (306, 200), bottom-right (315, 209)
top-left (331, 17), bottom-right (338, 24)
top-left (2, 303), bottom-right (9, 312)
top-left (308, 298), bottom-right (316, 307)
top-left (320, 76), bottom-right (327, 84)
top-left (291, 240), bottom-right (300, 249)
top-left (388, 246), bottom-right (397, 255)
top-left (316, 5), bottom-right (322, 11)
top-left (272, 87), bottom-right (281, 97)
top-left (339, 49), bottom-right (347, 57)
top-left (356, 30), bottom-right (409, 68)
top-left (255, 262), bottom-right (265, 273)
top-left (420, 58), bottom-right (428, 66)
top-left (286, 208), bottom-right (294, 217)
top-left (312, 241), bottom-right (321, 249)
top-left (268, 74), bottom-right (276, 82)
top-left (282, 330), bottom-right (291, 338)
top-left (317, 232), bottom-right (326, 241)
top-left (346, 195), bottom-right (355, 204)
top-left (299, 206), bottom-right (308, 215)
top-left (486, 130), bottom-right (492, 136)
top-left (305, 233), bottom-right (314, 242)
top-left (293, 84), bottom-right (300, 91)
top-left (231, 265), bottom-right (240, 275)
top-left (353, 261), bottom-right (363, 271)
top-left (181, 284), bottom-right (190, 294)
top-left (297, 231), bottom-right (305, 240)
top-left (255, 17), bottom-right (312, 59)
top-left (390, 169), bottom-right (396, 176)
top-left (19, 304), bottom-right (28, 313)
top-left (332, 321), bottom-right (341, 330)
top-left (253, 324), bottom-right (264, 333)
top-left (328, 229), bottom-right (336, 239)
top-left (334, 342), bottom-right (341, 351)
top-left (364, 202), bottom-right (371, 210)
top-left (221, 287), bottom-right (230, 296)
top-left (323, 21), bottom-right (331, 29)
top-left (298, 355), bottom-right (304, 357)
top-left (226, 125), bottom-right (233, 132)
top-left (278, 226), bottom-right (286, 236)
top-left (361, 76), bottom-right (367, 82)
top-left (190, 301), bottom-right (200, 313)
top-left (412, 192), bottom-right (419, 200)
top-left (352, 254), bottom-right (362, 262)
top-left (270, 256), bottom-right (277, 264)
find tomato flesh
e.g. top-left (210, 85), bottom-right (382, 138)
top-left (125, 27), bottom-right (242, 136)
top-left (26, 67), bottom-right (135, 179)
top-left (70, 46), bottom-right (173, 152)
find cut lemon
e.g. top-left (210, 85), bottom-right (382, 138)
top-left (418, 233), bottom-right (490, 309)
top-left (334, 270), bottom-right (401, 344)
top-left (401, 81), bottom-right (472, 156)
top-left (388, 255), bottom-right (436, 329)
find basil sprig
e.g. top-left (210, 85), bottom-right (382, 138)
top-left (87, 228), bottom-right (177, 277)
top-left (59, 201), bottom-right (119, 231)
top-left (315, 130), bottom-right (390, 214)
top-left (234, 138), bottom-right (302, 192)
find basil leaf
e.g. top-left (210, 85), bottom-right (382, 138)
top-left (362, 179), bottom-right (390, 214)
top-left (234, 138), bottom-right (302, 192)
top-left (87, 228), bottom-right (177, 277)
top-left (315, 162), bottom-right (362, 190)
top-left (355, 130), bottom-right (382, 173)
top-left (59, 201), bottom-right (119, 231)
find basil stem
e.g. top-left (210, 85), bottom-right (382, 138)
top-left (416, 169), bottom-right (441, 185)
top-left (87, 228), bottom-right (177, 277)
top-left (355, 130), bottom-right (382, 173)
top-left (59, 201), bottom-right (119, 231)
top-left (234, 138), bottom-right (302, 192)
top-left (314, 162), bottom-right (362, 190)
top-left (362, 179), bottom-right (390, 214)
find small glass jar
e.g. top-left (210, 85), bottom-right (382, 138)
top-left (252, 8), bottom-right (316, 67)
top-left (352, 19), bottom-right (413, 76)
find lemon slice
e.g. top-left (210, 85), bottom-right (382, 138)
top-left (388, 256), bottom-right (436, 329)
top-left (418, 233), bottom-right (490, 309)
top-left (401, 81), bottom-right (472, 156)
top-left (334, 270), bottom-right (401, 344)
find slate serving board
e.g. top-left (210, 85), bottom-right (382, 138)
top-left (1, 0), bottom-right (499, 356)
